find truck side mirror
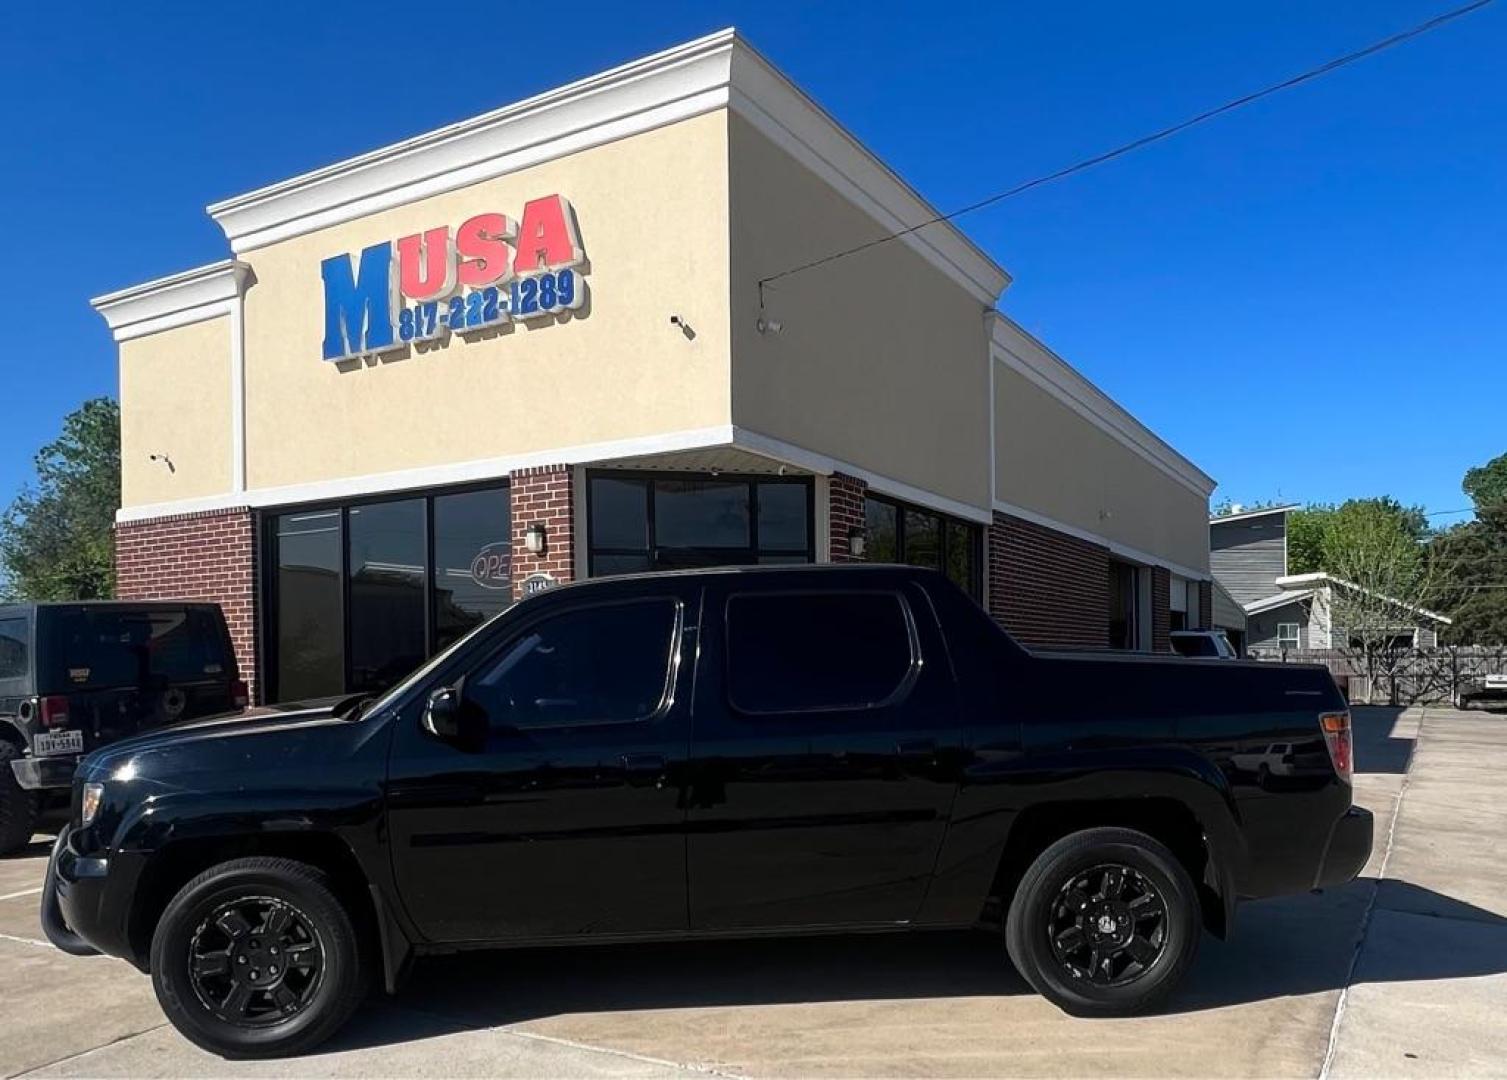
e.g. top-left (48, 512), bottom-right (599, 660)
top-left (422, 685), bottom-right (464, 740)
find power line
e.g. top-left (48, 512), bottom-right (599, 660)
top-left (756, 0), bottom-right (1497, 298)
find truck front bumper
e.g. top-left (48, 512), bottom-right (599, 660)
top-left (10, 754), bottom-right (79, 791)
top-left (1314, 805), bottom-right (1374, 889)
top-left (42, 826), bottom-right (142, 965)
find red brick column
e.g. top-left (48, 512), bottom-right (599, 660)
top-left (510, 465), bottom-right (575, 598)
top-left (1151, 566), bottom-right (1172, 652)
top-left (829, 472), bottom-right (868, 562)
top-left (1198, 580), bottom-right (1213, 630)
top-left (988, 511), bottom-right (1111, 649)
top-left (114, 507), bottom-right (260, 701)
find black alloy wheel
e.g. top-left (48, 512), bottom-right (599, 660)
top-left (188, 896), bottom-right (325, 1026)
top-left (1046, 863), bottom-right (1168, 987)
top-left (151, 857), bottom-right (367, 1058)
top-left (1005, 827), bottom-right (1200, 1017)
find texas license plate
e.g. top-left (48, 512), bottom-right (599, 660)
top-left (33, 730), bottom-right (83, 756)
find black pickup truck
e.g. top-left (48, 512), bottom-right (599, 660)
top-left (44, 565), bottom-right (1370, 1058)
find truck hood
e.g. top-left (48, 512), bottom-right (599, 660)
top-left (77, 696), bottom-right (354, 787)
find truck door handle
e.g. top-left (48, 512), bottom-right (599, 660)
top-left (620, 753), bottom-right (668, 788)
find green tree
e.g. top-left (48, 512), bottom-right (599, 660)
top-left (1284, 498), bottom-right (1428, 577)
top-left (1435, 451), bottom-right (1507, 645)
top-left (1286, 505), bottom-right (1333, 575)
top-left (0, 398), bottom-right (121, 600)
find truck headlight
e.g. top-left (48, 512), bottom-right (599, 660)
top-left (80, 783), bottom-right (104, 827)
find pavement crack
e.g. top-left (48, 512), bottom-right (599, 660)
top-left (8, 1022), bottom-right (170, 1079)
top-left (1317, 706), bottom-right (1422, 1080)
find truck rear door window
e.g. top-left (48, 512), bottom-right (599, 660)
top-left (725, 591), bottom-right (916, 714)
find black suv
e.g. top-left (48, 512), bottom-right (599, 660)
top-left (0, 602), bottom-right (246, 851)
top-left (45, 566), bottom-right (1368, 1058)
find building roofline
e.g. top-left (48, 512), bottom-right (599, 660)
top-left (1274, 572), bottom-right (1453, 625)
top-left (990, 314), bottom-right (1216, 500)
top-left (1209, 503), bottom-right (1301, 525)
top-left (195, 28), bottom-right (1008, 305)
top-left (1244, 589), bottom-right (1317, 616)
top-left (89, 260), bottom-right (249, 342)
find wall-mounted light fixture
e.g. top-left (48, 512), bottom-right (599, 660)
top-left (148, 453), bottom-right (176, 474)
top-left (756, 317), bottom-right (783, 335)
top-left (524, 522), bottom-right (547, 556)
top-left (848, 525), bottom-right (867, 559)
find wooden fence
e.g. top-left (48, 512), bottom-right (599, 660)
top-left (1248, 645), bottom-right (1507, 706)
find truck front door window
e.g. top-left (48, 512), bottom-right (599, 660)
top-left (469, 600), bottom-right (679, 729)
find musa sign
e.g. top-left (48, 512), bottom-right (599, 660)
top-left (320, 194), bottom-right (587, 362)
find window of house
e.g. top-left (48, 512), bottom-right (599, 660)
top-left (1277, 622), bottom-right (1300, 651)
top-left (586, 473), bottom-right (814, 575)
top-left (725, 591), bottom-right (916, 714)
top-left (862, 495), bottom-right (981, 599)
top-left (468, 599), bottom-right (679, 729)
top-left (0, 618), bottom-right (28, 680)
top-left (267, 484), bottom-right (512, 702)
top-left (1108, 560), bottom-right (1142, 649)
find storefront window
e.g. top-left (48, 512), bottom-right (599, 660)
top-left (864, 495), bottom-right (982, 600)
top-left (348, 499), bottom-right (426, 694)
top-left (266, 484), bottom-right (510, 702)
top-left (587, 472), bottom-right (813, 576)
top-left (273, 510), bottom-right (344, 701)
top-left (433, 489), bottom-right (512, 650)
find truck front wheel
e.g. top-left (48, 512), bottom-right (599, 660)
top-left (149, 857), bottom-right (368, 1058)
top-left (1005, 827), bottom-right (1200, 1016)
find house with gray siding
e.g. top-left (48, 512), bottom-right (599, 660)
top-left (1210, 506), bottom-right (1448, 653)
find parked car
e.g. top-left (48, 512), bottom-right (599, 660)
top-left (0, 602), bottom-right (247, 853)
top-left (1455, 673), bottom-right (1507, 710)
top-left (42, 565), bottom-right (1370, 1058)
top-left (1169, 629), bottom-right (1240, 659)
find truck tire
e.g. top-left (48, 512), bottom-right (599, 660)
top-left (1005, 827), bottom-right (1200, 1017)
top-left (150, 857), bottom-right (368, 1059)
top-left (0, 741), bottom-right (40, 856)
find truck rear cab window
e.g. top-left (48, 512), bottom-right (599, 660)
top-left (0, 618), bottom-right (26, 680)
top-left (725, 591), bottom-right (917, 714)
top-left (469, 599), bottom-right (680, 730)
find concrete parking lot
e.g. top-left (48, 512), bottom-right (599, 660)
top-left (3, 705), bottom-right (1505, 1078)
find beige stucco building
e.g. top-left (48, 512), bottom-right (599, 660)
top-left (92, 30), bottom-right (1216, 702)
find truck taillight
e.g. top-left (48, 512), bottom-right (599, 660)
top-left (39, 696), bottom-right (70, 728)
top-left (230, 679), bottom-right (249, 710)
top-left (1320, 710), bottom-right (1352, 784)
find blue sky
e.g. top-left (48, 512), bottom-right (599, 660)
top-left (1, 1), bottom-right (1501, 526)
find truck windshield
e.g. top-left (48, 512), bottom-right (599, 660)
top-left (47, 608), bottom-right (229, 690)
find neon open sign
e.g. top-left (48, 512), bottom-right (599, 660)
top-left (320, 195), bottom-right (587, 362)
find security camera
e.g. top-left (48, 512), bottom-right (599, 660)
top-left (669, 314), bottom-right (684, 326)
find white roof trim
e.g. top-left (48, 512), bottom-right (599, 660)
top-left (990, 314), bottom-right (1216, 500)
top-left (1244, 589), bottom-right (1316, 616)
top-left (993, 497), bottom-right (1210, 582)
top-left (199, 29), bottom-right (1007, 306)
top-left (1209, 504), bottom-right (1300, 525)
top-left (90, 261), bottom-right (248, 342)
top-left (113, 421), bottom-right (993, 528)
top-left (1274, 572), bottom-right (1452, 625)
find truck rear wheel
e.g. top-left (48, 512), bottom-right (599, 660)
top-left (0, 741), bottom-right (40, 855)
top-left (1005, 827), bottom-right (1200, 1016)
top-left (149, 857), bottom-right (368, 1058)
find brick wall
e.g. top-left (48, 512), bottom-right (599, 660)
top-left (988, 511), bottom-right (1111, 649)
top-left (1151, 565), bottom-right (1171, 652)
top-left (828, 472), bottom-right (868, 562)
top-left (1199, 580), bottom-right (1213, 630)
top-left (114, 507), bottom-right (259, 700)
top-left (510, 465), bottom-right (575, 598)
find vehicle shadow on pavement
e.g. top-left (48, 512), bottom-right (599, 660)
top-left (1350, 706), bottom-right (1413, 774)
top-left (311, 878), bottom-right (1506, 1054)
